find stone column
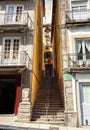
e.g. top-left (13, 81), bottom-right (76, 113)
top-left (17, 88), bottom-right (32, 122)
top-left (64, 75), bottom-right (77, 127)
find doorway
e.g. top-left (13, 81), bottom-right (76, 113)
top-left (80, 83), bottom-right (90, 125)
top-left (45, 64), bottom-right (53, 77)
top-left (0, 80), bottom-right (17, 114)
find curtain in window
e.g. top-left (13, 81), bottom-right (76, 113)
top-left (85, 40), bottom-right (90, 59)
top-left (76, 40), bottom-right (82, 59)
top-left (85, 40), bottom-right (90, 52)
top-left (76, 40), bottom-right (82, 53)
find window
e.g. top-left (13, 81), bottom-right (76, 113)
top-left (44, 52), bottom-right (52, 59)
top-left (76, 39), bottom-right (90, 60)
top-left (72, 1), bottom-right (87, 11)
top-left (71, 1), bottom-right (88, 20)
top-left (46, 40), bottom-right (51, 46)
top-left (3, 38), bottom-right (20, 62)
top-left (44, 52), bottom-right (52, 64)
top-left (6, 5), bottom-right (23, 23)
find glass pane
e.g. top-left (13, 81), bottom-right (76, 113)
top-left (82, 85), bottom-right (90, 103)
top-left (16, 6), bottom-right (22, 22)
top-left (7, 6), bottom-right (14, 22)
top-left (13, 39), bottom-right (19, 59)
top-left (4, 39), bottom-right (11, 59)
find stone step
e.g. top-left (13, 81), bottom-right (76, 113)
top-left (17, 113), bottom-right (30, 118)
top-left (33, 107), bottom-right (63, 110)
top-left (36, 97), bottom-right (61, 100)
top-left (32, 111), bottom-right (64, 115)
top-left (31, 77), bottom-right (64, 124)
top-left (34, 103), bottom-right (63, 106)
top-left (32, 114), bottom-right (64, 118)
top-left (33, 109), bottom-right (64, 112)
top-left (32, 117), bottom-right (64, 121)
top-left (32, 118), bottom-right (65, 123)
top-left (34, 102), bottom-right (63, 105)
top-left (33, 105), bottom-right (63, 109)
top-left (18, 108), bottom-right (31, 113)
top-left (19, 103), bottom-right (31, 107)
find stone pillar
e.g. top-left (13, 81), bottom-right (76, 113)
top-left (17, 88), bottom-right (32, 122)
top-left (64, 75), bottom-right (77, 127)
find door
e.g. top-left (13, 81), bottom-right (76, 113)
top-left (45, 65), bottom-right (53, 77)
top-left (0, 80), bottom-right (17, 114)
top-left (80, 83), bottom-right (90, 125)
top-left (3, 38), bottom-right (20, 64)
top-left (6, 6), bottom-right (14, 23)
top-left (6, 5), bottom-right (23, 24)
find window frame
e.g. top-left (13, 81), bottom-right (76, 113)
top-left (2, 37), bottom-right (21, 63)
top-left (5, 4), bottom-right (24, 23)
top-left (76, 38), bottom-right (90, 60)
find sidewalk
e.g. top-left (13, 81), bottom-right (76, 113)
top-left (0, 115), bottom-right (90, 130)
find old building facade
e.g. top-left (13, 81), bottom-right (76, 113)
top-left (59, 0), bottom-right (90, 127)
top-left (0, 0), bottom-right (45, 122)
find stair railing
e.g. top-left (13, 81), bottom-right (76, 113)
top-left (25, 51), bottom-right (41, 103)
top-left (45, 77), bottom-right (50, 121)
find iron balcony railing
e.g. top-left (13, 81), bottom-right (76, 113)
top-left (0, 51), bottom-right (32, 69)
top-left (63, 53), bottom-right (90, 69)
top-left (66, 9), bottom-right (90, 23)
top-left (0, 12), bottom-right (34, 28)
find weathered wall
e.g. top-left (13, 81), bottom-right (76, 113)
top-left (59, 0), bottom-right (78, 126)
top-left (31, 0), bottom-right (43, 106)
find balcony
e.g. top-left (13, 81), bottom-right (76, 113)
top-left (63, 53), bottom-right (90, 73)
top-left (0, 51), bottom-right (32, 73)
top-left (0, 12), bottom-right (33, 32)
top-left (66, 10), bottom-right (90, 26)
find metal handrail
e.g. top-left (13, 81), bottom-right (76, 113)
top-left (0, 51), bottom-right (26, 65)
top-left (26, 52), bottom-right (41, 85)
top-left (0, 12), bottom-right (33, 28)
top-left (63, 53), bottom-right (90, 68)
top-left (45, 77), bottom-right (50, 121)
top-left (66, 9), bottom-right (90, 22)
top-left (27, 13), bottom-right (34, 29)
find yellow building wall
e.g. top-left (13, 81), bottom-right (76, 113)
top-left (31, 0), bottom-right (43, 106)
top-left (55, 0), bottom-right (62, 78)
top-left (42, 27), bottom-right (52, 71)
top-left (52, 0), bottom-right (64, 102)
top-left (42, 27), bottom-right (46, 71)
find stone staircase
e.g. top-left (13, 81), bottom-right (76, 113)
top-left (31, 77), bottom-right (65, 124)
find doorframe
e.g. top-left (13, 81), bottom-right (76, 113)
top-left (0, 75), bottom-right (21, 115)
top-left (76, 77), bottom-right (90, 126)
top-left (79, 82), bottom-right (90, 125)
